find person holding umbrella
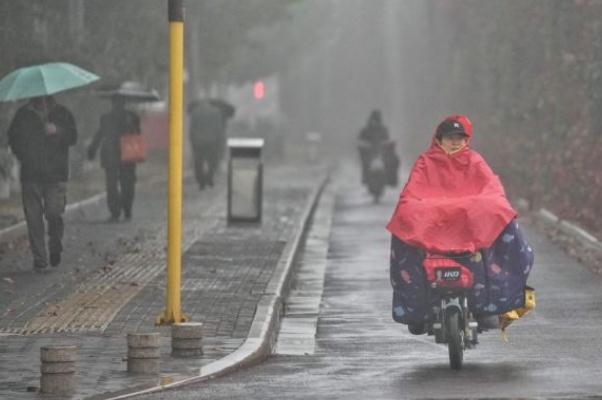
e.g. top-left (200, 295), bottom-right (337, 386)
top-left (87, 81), bottom-right (158, 222)
top-left (187, 98), bottom-right (226, 190)
top-left (207, 98), bottom-right (235, 165)
top-left (1, 62), bottom-right (97, 270)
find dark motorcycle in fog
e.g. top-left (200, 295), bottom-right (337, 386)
top-left (366, 153), bottom-right (387, 203)
top-left (358, 140), bottom-right (400, 203)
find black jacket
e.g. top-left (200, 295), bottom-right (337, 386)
top-left (88, 108), bottom-right (140, 170)
top-left (358, 122), bottom-right (389, 145)
top-left (8, 102), bottom-right (77, 183)
top-left (188, 100), bottom-right (224, 148)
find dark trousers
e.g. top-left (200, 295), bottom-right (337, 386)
top-left (192, 145), bottom-right (218, 188)
top-left (358, 147), bottom-right (371, 184)
top-left (21, 182), bottom-right (66, 268)
top-left (104, 164), bottom-right (136, 218)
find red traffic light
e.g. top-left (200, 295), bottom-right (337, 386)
top-left (253, 80), bottom-right (265, 100)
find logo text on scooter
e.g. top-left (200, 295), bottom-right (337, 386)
top-left (435, 268), bottom-right (461, 281)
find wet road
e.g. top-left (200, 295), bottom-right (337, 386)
top-left (139, 171), bottom-right (602, 400)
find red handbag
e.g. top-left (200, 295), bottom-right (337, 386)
top-left (120, 133), bottom-right (146, 163)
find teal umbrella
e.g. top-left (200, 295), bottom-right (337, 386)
top-left (0, 62), bottom-right (99, 101)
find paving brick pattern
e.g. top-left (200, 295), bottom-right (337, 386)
top-left (0, 183), bottom-right (223, 334)
top-left (0, 172), bottom-right (222, 330)
top-left (0, 164), bottom-right (324, 399)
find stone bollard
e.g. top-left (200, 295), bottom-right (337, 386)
top-left (40, 345), bottom-right (77, 395)
top-left (171, 322), bottom-right (203, 357)
top-left (127, 333), bottom-right (160, 374)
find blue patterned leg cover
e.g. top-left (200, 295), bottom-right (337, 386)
top-left (478, 220), bottom-right (534, 315)
top-left (390, 236), bottom-right (430, 324)
top-left (389, 220), bottom-right (534, 324)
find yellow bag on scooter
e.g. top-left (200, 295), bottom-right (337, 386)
top-left (499, 286), bottom-right (535, 341)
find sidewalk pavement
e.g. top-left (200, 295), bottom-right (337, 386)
top-left (0, 153), bottom-right (169, 245)
top-left (0, 160), bottom-right (330, 399)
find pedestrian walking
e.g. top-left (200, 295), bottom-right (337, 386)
top-left (188, 99), bottom-right (224, 190)
top-left (7, 96), bottom-right (78, 269)
top-left (208, 98), bottom-right (235, 168)
top-left (87, 96), bottom-right (141, 222)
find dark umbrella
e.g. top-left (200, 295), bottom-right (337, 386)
top-left (95, 81), bottom-right (160, 102)
top-left (188, 98), bottom-right (236, 120)
top-left (208, 98), bottom-right (236, 120)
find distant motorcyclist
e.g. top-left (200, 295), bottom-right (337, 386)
top-left (358, 110), bottom-right (390, 184)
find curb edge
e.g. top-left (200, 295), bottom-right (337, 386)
top-left (100, 168), bottom-right (331, 400)
top-left (535, 207), bottom-right (602, 251)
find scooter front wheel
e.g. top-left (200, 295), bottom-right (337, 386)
top-left (446, 309), bottom-right (464, 370)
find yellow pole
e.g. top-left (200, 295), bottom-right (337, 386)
top-left (157, 0), bottom-right (187, 325)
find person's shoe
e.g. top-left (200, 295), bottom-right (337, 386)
top-left (50, 252), bottom-right (61, 267)
top-left (477, 315), bottom-right (500, 331)
top-left (33, 262), bottom-right (48, 271)
top-left (106, 215), bottom-right (120, 223)
top-left (123, 212), bottom-right (132, 221)
top-left (408, 323), bottom-right (426, 335)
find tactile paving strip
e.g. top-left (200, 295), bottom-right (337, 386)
top-left (0, 200), bottom-right (223, 335)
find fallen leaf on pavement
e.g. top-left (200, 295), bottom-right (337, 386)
top-left (160, 376), bottom-right (174, 385)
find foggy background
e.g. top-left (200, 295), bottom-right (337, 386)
top-left (0, 0), bottom-right (600, 235)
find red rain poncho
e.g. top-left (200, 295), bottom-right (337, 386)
top-left (386, 115), bottom-right (516, 253)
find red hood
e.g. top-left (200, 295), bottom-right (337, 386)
top-left (386, 115), bottom-right (516, 253)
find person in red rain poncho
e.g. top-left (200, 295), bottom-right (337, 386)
top-left (386, 115), bottom-right (534, 334)
top-left (387, 114), bottom-right (516, 253)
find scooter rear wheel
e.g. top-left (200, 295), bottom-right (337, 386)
top-left (368, 178), bottom-right (384, 203)
top-left (446, 309), bottom-right (464, 370)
